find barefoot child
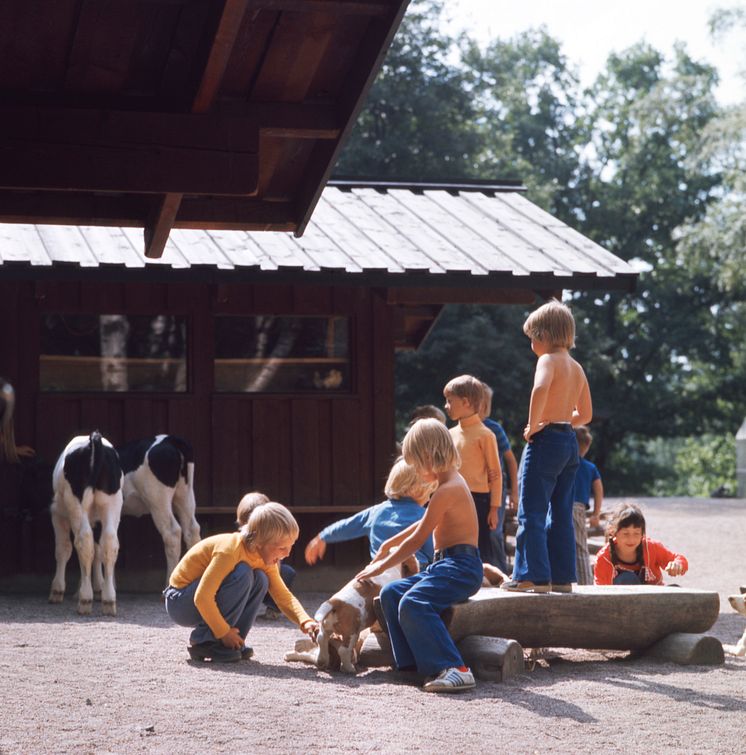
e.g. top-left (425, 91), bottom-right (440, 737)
top-left (356, 419), bottom-right (483, 692)
top-left (444, 375), bottom-right (502, 565)
top-left (164, 500), bottom-right (319, 662)
top-left (594, 502), bottom-right (688, 585)
top-left (503, 299), bottom-right (592, 593)
top-left (304, 457), bottom-right (437, 569)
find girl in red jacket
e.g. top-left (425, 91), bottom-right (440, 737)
top-left (594, 503), bottom-right (688, 585)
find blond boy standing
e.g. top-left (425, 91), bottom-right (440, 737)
top-left (443, 375), bottom-right (502, 566)
top-left (502, 300), bottom-right (592, 594)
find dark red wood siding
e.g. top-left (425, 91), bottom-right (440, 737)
top-left (0, 279), bottom-right (395, 579)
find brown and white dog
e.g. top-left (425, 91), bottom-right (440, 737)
top-left (285, 554), bottom-right (419, 674)
top-left (723, 592), bottom-right (746, 657)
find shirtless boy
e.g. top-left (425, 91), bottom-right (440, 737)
top-left (356, 418), bottom-right (483, 692)
top-left (502, 299), bottom-right (592, 594)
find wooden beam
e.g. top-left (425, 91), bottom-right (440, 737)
top-left (145, 0), bottom-right (253, 258)
top-left (294, 2), bottom-right (409, 235)
top-left (145, 194), bottom-right (183, 259)
top-left (0, 192), bottom-right (295, 229)
top-left (248, 0), bottom-right (392, 15)
top-left (195, 505), bottom-right (367, 515)
top-left (256, 103), bottom-right (341, 139)
top-left (387, 287), bottom-right (537, 306)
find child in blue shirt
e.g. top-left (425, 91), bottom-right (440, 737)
top-left (572, 425), bottom-right (603, 585)
top-left (304, 457), bottom-right (436, 569)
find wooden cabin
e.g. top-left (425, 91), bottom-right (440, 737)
top-left (0, 180), bottom-right (637, 585)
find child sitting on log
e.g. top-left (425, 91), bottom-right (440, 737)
top-left (594, 502), bottom-right (688, 585)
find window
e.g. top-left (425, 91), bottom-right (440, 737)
top-left (214, 315), bottom-right (350, 393)
top-left (40, 314), bottom-right (187, 392)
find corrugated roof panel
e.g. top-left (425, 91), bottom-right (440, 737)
top-left (36, 225), bottom-right (100, 267)
top-left (377, 189), bottom-right (482, 273)
top-left (0, 185), bottom-right (637, 291)
top-left (326, 188), bottom-right (433, 272)
top-left (0, 224), bottom-right (52, 266)
top-left (465, 193), bottom-right (600, 276)
top-left (78, 226), bottom-right (144, 268)
top-left (312, 192), bottom-right (403, 272)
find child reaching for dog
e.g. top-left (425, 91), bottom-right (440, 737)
top-left (594, 502), bottom-right (688, 585)
top-left (356, 418), bottom-right (483, 693)
top-left (164, 498), bottom-right (319, 662)
top-left (304, 457), bottom-right (437, 570)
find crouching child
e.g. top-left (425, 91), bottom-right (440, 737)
top-left (355, 418), bottom-right (483, 692)
top-left (164, 500), bottom-right (319, 662)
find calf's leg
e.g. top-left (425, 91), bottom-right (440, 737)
top-left (49, 499), bottom-right (72, 603)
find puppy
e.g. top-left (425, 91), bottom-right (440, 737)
top-left (285, 553), bottom-right (418, 674)
top-left (723, 593), bottom-right (746, 657)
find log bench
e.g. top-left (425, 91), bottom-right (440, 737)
top-left (360, 586), bottom-right (723, 678)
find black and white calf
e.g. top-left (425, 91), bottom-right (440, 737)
top-left (117, 435), bottom-right (201, 584)
top-left (49, 432), bottom-right (124, 615)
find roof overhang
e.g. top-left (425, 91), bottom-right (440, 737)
top-left (0, 0), bottom-right (409, 257)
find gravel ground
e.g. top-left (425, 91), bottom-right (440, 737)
top-left (1, 496), bottom-right (745, 754)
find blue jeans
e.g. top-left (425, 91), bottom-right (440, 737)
top-left (488, 501), bottom-right (508, 572)
top-left (379, 548), bottom-right (483, 676)
top-left (164, 562), bottom-right (268, 645)
top-left (513, 427), bottom-right (579, 584)
top-left (264, 562), bottom-right (295, 611)
top-left (471, 492), bottom-right (495, 566)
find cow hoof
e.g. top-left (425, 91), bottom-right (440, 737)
top-left (77, 600), bottom-right (93, 615)
top-left (48, 590), bottom-right (64, 604)
top-left (340, 663), bottom-right (357, 674)
top-left (102, 600), bottom-right (117, 616)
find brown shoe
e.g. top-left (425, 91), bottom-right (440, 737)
top-left (551, 583), bottom-right (573, 593)
top-left (500, 580), bottom-right (550, 594)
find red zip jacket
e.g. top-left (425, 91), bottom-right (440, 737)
top-left (594, 537), bottom-right (688, 585)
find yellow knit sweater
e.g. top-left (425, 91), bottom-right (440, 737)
top-left (169, 532), bottom-right (312, 639)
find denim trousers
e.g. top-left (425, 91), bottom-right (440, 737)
top-left (513, 427), bottom-right (579, 584)
top-left (379, 551), bottom-right (483, 676)
top-left (164, 562), bottom-right (269, 645)
top-left (471, 491), bottom-right (495, 566)
top-left (488, 500), bottom-right (508, 572)
top-left (264, 562), bottom-right (295, 610)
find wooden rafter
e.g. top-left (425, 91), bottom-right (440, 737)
top-left (146, 0), bottom-right (252, 258)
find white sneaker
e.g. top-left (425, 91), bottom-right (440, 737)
top-left (422, 667), bottom-right (476, 693)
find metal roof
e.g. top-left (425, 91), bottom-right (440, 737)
top-left (0, 183), bottom-right (637, 292)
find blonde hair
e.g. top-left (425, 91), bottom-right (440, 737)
top-left (240, 501), bottom-right (299, 550)
top-left (236, 491), bottom-right (270, 527)
top-left (523, 299), bottom-right (576, 349)
top-left (443, 375), bottom-right (484, 412)
top-left (384, 457), bottom-right (438, 500)
top-left (408, 404), bottom-right (447, 426)
top-left (575, 425), bottom-right (592, 453)
top-left (402, 418), bottom-right (460, 474)
top-left (479, 381), bottom-right (493, 419)
top-left (0, 379), bottom-right (19, 464)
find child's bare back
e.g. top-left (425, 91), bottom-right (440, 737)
top-left (429, 470), bottom-right (479, 552)
top-left (533, 351), bottom-right (591, 426)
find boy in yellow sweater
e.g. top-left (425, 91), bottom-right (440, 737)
top-left (443, 375), bottom-right (502, 565)
top-left (164, 500), bottom-right (319, 662)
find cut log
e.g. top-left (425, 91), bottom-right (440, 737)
top-left (457, 635), bottom-right (524, 682)
top-left (358, 630), bottom-right (394, 668)
top-left (644, 633), bottom-right (724, 665)
top-left (443, 586), bottom-right (720, 652)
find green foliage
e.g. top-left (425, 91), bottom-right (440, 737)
top-left (337, 1), bottom-right (746, 495)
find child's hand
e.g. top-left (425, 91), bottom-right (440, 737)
top-left (508, 488), bottom-right (518, 512)
top-left (487, 507), bottom-right (498, 530)
top-left (665, 561), bottom-right (685, 577)
top-left (304, 535), bottom-right (327, 565)
top-left (16, 445), bottom-right (35, 458)
top-left (302, 620), bottom-right (320, 641)
top-left (355, 562), bottom-right (383, 583)
top-left (589, 514), bottom-right (600, 528)
top-left (220, 626), bottom-right (244, 650)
